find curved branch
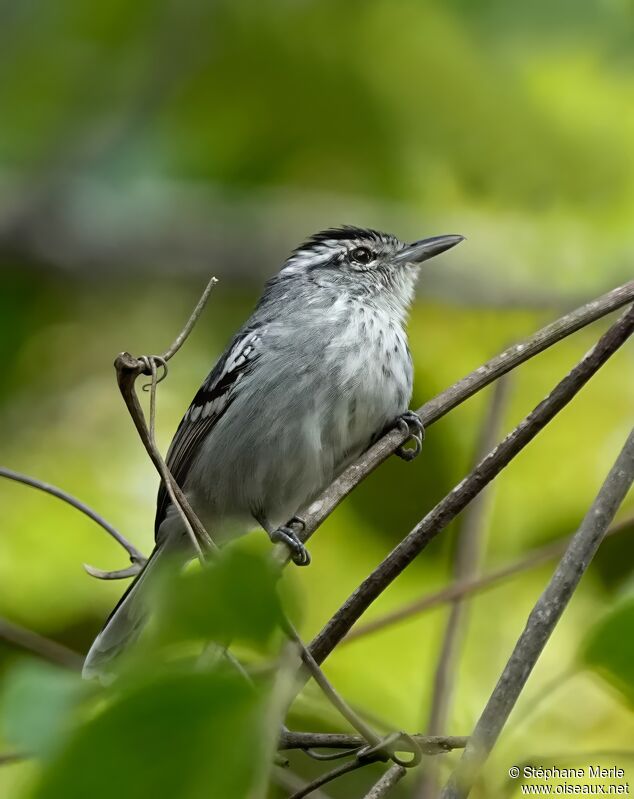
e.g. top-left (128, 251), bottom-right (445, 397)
top-left (307, 306), bottom-right (634, 666)
top-left (441, 426), bottom-right (634, 799)
top-left (344, 516), bottom-right (633, 644)
top-left (0, 467), bottom-right (145, 565)
top-left (279, 731), bottom-right (468, 756)
top-left (0, 616), bottom-right (83, 670)
top-left (281, 280), bottom-right (634, 560)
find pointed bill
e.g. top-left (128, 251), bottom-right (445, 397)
top-left (394, 234), bottom-right (465, 265)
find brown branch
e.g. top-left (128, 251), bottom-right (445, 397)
top-left (441, 426), bottom-right (634, 799)
top-left (279, 732), bottom-right (468, 756)
top-left (306, 306), bottom-right (634, 668)
top-left (282, 280), bottom-right (634, 562)
top-left (0, 616), bottom-right (83, 671)
top-left (272, 768), bottom-right (334, 799)
top-left (417, 377), bottom-right (511, 799)
top-left (287, 757), bottom-right (378, 799)
top-left (362, 764), bottom-right (407, 799)
top-left (344, 517), bottom-right (633, 643)
top-left (104, 275), bottom-right (219, 572)
top-left (0, 467), bottom-right (146, 566)
top-left (0, 752), bottom-right (28, 767)
top-left (282, 617), bottom-right (382, 747)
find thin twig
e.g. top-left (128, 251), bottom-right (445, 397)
top-left (362, 764), bottom-right (408, 799)
top-left (344, 517), bottom-right (633, 643)
top-left (0, 616), bottom-right (83, 670)
top-left (441, 427), bottom-right (634, 799)
top-left (279, 732), bottom-right (468, 756)
top-left (83, 563), bottom-right (144, 580)
top-left (161, 276), bottom-right (218, 361)
top-left (281, 281), bottom-right (634, 561)
top-left (144, 356), bottom-right (207, 559)
top-left (287, 756), bottom-right (380, 799)
top-left (0, 467), bottom-right (145, 565)
top-left (0, 752), bottom-right (28, 767)
top-left (282, 617), bottom-right (381, 748)
top-left (112, 275), bottom-right (219, 564)
top-left (307, 306), bottom-right (634, 668)
top-left (272, 768), bottom-right (334, 799)
top-left (418, 378), bottom-right (511, 799)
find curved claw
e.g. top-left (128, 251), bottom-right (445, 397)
top-left (271, 521), bottom-right (311, 566)
top-left (395, 411), bottom-right (425, 462)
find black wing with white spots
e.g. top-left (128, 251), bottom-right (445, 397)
top-left (154, 326), bottom-right (263, 535)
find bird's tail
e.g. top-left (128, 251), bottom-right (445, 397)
top-left (82, 542), bottom-right (169, 681)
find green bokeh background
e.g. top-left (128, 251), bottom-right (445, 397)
top-left (0, 1), bottom-right (633, 797)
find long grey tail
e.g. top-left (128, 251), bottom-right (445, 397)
top-left (82, 542), bottom-right (167, 681)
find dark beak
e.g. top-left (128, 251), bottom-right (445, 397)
top-left (394, 234), bottom-right (464, 265)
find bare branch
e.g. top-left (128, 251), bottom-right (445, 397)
top-left (0, 752), bottom-right (28, 767)
top-left (417, 378), bottom-right (511, 799)
top-left (344, 517), bottom-right (633, 643)
top-left (272, 768), bottom-right (334, 799)
top-left (112, 275), bottom-right (220, 562)
top-left (0, 616), bottom-right (83, 671)
top-left (287, 757), bottom-right (380, 799)
top-left (282, 617), bottom-right (382, 747)
top-left (440, 426), bottom-right (634, 799)
top-left (0, 467), bottom-right (145, 566)
top-left (283, 281), bottom-right (634, 560)
top-left (307, 306), bottom-right (634, 667)
top-left (160, 276), bottom-right (218, 361)
top-left (363, 764), bottom-right (407, 799)
top-left (82, 563), bottom-right (145, 580)
top-left (279, 732), bottom-right (468, 756)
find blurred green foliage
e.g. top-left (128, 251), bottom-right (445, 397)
top-left (0, 0), bottom-right (633, 797)
top-left (582, 593), bottom-right (634, 709)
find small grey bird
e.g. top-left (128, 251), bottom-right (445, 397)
top-left (83, 226), bottom-right (463, 678)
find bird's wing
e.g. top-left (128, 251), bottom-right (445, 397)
top-left (154, 326), bottom-right (263, 536)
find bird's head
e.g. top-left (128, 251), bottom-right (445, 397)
top-left (279, 226), bottom-right (463, 317)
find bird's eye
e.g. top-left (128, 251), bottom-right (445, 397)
top-left (350, 246), bottom-right (374, 265)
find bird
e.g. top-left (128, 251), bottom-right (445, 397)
top-left (83, 225), bottom-right (463, 679)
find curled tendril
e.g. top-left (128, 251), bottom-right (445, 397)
top-left (139, 355), bottom-right (168, 391)
top-left (305, 746), bottom-right (363, 762)
top-left (358, 731), bottom-right (422, 768)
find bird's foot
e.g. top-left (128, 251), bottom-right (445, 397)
top-left (395, 411), bottom-right (425, 462)
top-left (271, 516), bottom-right (311, 566)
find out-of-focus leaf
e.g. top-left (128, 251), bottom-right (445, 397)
top-left (154, 548), bottom-right (282, 650)
top-left (589, 519), bottom-right (634, 593)
top-left (580, 594), bottom-right (634, 707)
top-left (2, 661), bottom-right (85, 756)
top-left (32, 671), bottom-right (269, 799)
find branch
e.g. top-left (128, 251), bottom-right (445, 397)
top-left (344, 516), bottom-right (633, 643)
top-left (441, 426), bottom-right (634, 799)
top-left (0, 616), bottom-right (83, 671)
top-left (282, 617), bottom-right (382, 748)
top-left (0, 467), bottom-right (145, 567)
top-left (0, 752), bottom-right (27, 767)
top-left (362, 764), bottom-right (407, 799)
top-left (105, 275), bottom-right (219, 572)
top-left (287, 757), bottom-right (377, 799)
top-left (283, 280), bottom-right (634, 559)
top-left (307, 305), bottom-right (634, 666)
top-left (417, 377), bottom-right (511, 799)
top-left (272, 767), bottom-right (334, 799)
top-left (279, 732), bottom-right (468, 756)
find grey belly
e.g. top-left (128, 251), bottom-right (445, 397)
top-left (186, 333), bottom-right (412, 539)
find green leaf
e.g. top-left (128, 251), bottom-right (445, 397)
top-left (2, 661), bottom-right (85, 756)
top-left (155, 548), bottom-right (283, 650)
top-left (580, 594), bottom-right (634, 706)
top-left (33, 671), bottom-right (270, 799)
